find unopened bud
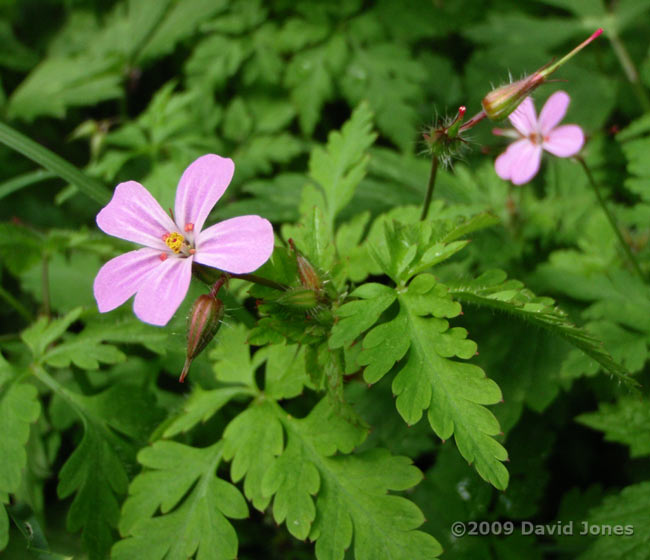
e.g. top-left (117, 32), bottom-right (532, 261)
top-left (297, 255), bottom-right (322, 291)
top-left (423, 106), bottom-right (468, 165)
top-left (288, 238), bottom-right (322, 291)
top-left (179, 294), bottom-right (225, 382)
top-left (482, 28), bottom-right (603, 121)
top-left (276, 287), bottom-right (319, 310)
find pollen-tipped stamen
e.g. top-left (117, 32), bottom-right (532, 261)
top-left (163, 232), bottom-right (185, 253)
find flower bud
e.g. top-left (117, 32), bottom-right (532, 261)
top-left (288, 238), bottom-right (322, 291)
top-left (482, 28), bottom-right (603, 121)
top-left (179, 294), bottom-right (225, 382)
top-left (276, 287), bottom-right (319, 310)
top-left (297, 255), bottom-right (322, 291)
top-left (423, 106), bottom-right (468, 165)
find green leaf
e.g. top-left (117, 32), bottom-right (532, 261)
top-left (21, 308), bottom-right (83, 360)
top-left (210, 323), bottom-right (264, 387)
top-left (114, 441), bottom-right (248, 560)
top-left (285, 36), bottom-right (346, 135)
top-left (0, 222), bottom-right (43, 276)
top-left (620, 126), bottom-right (650, 202)
top-left (340, 43), bottom-right (424, 150)
top-left (0, 503), bottom-right (7, 552)
top-left (217, 173), bottom-right (304, 223)
top-left (8, 56), bottom-right (122, 121)
top-left (260, 398), bottom-right (441, 559)
top-left (282, 205), bottom-right (335, 273)
top-left (330, 283), bottom-right (396, 349)
top-left (0, 20), bottom-right (38, 71)
top-left (235, 132), bottom-right (304, 181)
top-left (578, 482), bottom-right (650, 559)
top-left (32, 313), bottom-right (165, 371)
top-left (20, 252), bottom-right (103, 313)
top-left (261, 342), bottom-right (310, 400)
top-left (162, 386), bottom-right (252, 438)
top-left (577, 398), bottom-right (650, 458)
top-left (222, 402), bottom-right (283, 511)
top-left (367, 219), bottom-right (469, 285)
top-left (222, 97), bottom-right (253, 143)
top-left (340, 274), bottom-right (508, 489)
top-left (136, 0), bottom-right (228, 62)
top-left (58, 419), bottom-right (128, 559)
top-left (0, 382), bottom-right (41, 494)
top-left (447, 269), bottom-right (637, 387)
top-left (0, 374), bottom-right (41, 550)
top-left (307, 102), bottom-right (377, 231)
top-left (42, 374), bottom-right (163, 560)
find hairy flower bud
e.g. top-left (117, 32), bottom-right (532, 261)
top-left (179, 293), bottom-right (225, 382)
top-left (276, 287), bottom-right (319, 310)
top-left (297, 255), bottom-right (322, 291)
top-left (423, 106), bottom-right (468, 166)
top-left (482, 29), bottom-right (602, 121)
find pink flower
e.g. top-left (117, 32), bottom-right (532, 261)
top-left (93, 154), bottom-right (274, 326)
top-left (493, 91), bottom-right (585, 185)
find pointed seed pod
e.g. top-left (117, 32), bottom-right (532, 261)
top-left (179, 294), bottom-right (225, 382)
top-left (482, 29), bottom-right (603, 121)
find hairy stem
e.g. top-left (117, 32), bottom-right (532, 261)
top-left (230, 273), bottom-right (288, 291)
top-left (608, 32), bottom-right (650, 113)
top-left (576, 156), bottom-right (645, 281)
top-left (420, 155), bottom-right (439, 221)
top-left (460, 109), bottom-right (487, 132)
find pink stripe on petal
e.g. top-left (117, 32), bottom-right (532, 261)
top-left (94, 248), bottom-right (162, 313)
top-left (195, 216), bottom-right (274, 274)
top-left (543, 125), bottom-right (585, 157)
top-left (510, 141), bottom-right (542, 185)
top-left (133, 256), bottom-right (193, 326)
top-left (495, 139), bottom-right (542, 185)
top-left (508, 97), bottom-right (537, 136)
top-left (174, 154), bottom-right (235, 235)
top-left (495, 139), bottom-right (529, 181)
top-left (96, 181), bottom-right (177, 249)
top-left (539, 91), bottom-right (570, 135)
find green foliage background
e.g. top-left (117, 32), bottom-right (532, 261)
top-left (1, 0), bottom-right (650, 559)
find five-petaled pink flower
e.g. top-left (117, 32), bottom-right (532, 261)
top-left (494, 91), bottom-right (584, 185)
top-left (94, 154), bottom-right (274, 326)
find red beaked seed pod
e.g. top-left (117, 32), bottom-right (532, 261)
top-left (179, 294), bottom-right (225, 382)
top-left (481, 28), bottom-right (602, 121)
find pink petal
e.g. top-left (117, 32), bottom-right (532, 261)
top-left (543, 125), bottom-right (585, 157)
top-left (133, 257), bottom-right (193, 326)
top-left (97, 181), bottom-right (177, 250)
top-left (538, 91), bottom-right (570, 135)
top-left (174, 154), bottom-right (235, 235)
top-left (94, 248), bottom-right (162, 313)
top-left (194, 216), bottom-right (274, 274)
top-left (508, 97), bottom-right (537, 136)
top-left (495, 139), bottom-right (542, 185)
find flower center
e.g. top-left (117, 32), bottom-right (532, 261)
top-left (529, 132), bottom-right (544, 145)
top-left (163, 232), bottom-right (185, 253)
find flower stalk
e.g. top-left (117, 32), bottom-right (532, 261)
top-left (575, 156), bottom-right (645, 282)
top-left (420, 155), bottom-right (440, 221)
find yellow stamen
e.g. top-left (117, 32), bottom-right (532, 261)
top-left (164, 232), bottom-right (184, 253)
